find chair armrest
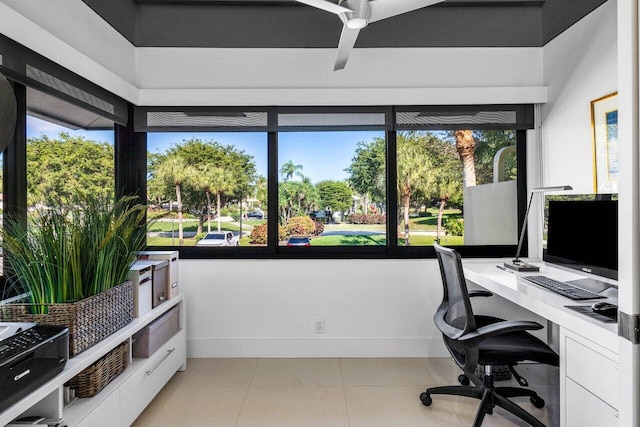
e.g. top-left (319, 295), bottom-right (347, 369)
top-left (458, 320), bottom-right (543, 346)
top-left (468, 290), bottom-right (493, 298)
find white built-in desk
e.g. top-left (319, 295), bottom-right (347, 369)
top-left (463, 259), bottom-right (619, 427)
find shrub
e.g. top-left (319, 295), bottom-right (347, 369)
top-left (250, 223), bottom-right (268, 244)
top-left (347, 214), bottom-right (386, 225)
top-left (249, 223), bottom-right (286, 244)
top-left (443, 217), bottom-right (464, 236)
top-left (285, 215), bottom-right (316, 236)
top-left (313, 220), bottom-right (325, 236)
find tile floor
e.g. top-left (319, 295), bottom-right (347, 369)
top-left (132, 358), bottom-right (559, 427)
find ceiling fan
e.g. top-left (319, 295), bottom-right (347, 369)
top-left (296, 0), bottom-right (445, 71)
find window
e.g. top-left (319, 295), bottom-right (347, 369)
top-left (278, 130), bottom-right (386, 247)
top-left (146, 132), bottom-right (267, 247)
top-left (139, 105), bottom-right (531, 258)
top-left (396, 129), bottom-right (518, 247)
top-left (4, 96), bottom-right (532, 260)
top-left (26, 88), bottom-right (115, 207)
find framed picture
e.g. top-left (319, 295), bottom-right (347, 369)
top-left (591, 92), bottom-right (618, 194)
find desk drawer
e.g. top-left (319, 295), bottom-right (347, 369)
top-left (565, 378), bottom-right (618, 427)
top-left (565, 335), bottom-right (618, 408)
top-left (76, 389), bottom-right (120, 427)
top-left (120, 329), bottom-right (186, 426)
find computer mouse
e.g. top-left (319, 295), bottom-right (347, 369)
top-left (591, 302), bottom-right (618, 317)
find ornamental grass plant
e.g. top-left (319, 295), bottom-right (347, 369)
top-left (2, 195), bottom-right (147, 313)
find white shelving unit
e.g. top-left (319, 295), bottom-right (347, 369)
top-left (0, 294), bottom-right (187, 427)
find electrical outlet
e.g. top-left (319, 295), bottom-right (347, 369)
top-left (314, 317), bottom-right (325, 334)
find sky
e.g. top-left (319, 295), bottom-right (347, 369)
top-left (26, 115), bottom-right (114, 144)
top-left (26, 115), bottom-right (384, 183)
top-left (149, 130), bottom-right (385, 183)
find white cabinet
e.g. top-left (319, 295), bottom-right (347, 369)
top-left (560, 327), bottom-right (619, 426)
top-left (0, 294), bottom-right (187, 427)
top-left (565, 378), bottom-right (618, 427)
top-left (75, 390), bottom-right (120, 427)
top-left (120, 331), bottom-right (186, 426)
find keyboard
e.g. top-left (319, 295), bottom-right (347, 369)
top-left (523, 275), bottom-right (606, 300)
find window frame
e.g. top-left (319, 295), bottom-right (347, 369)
top-left (137, 105), bottom-right (530, 260)
top-left (1, 84), bottom-right (530, 266)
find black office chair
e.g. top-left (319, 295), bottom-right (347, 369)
top-left (420, 243), bottom-right (559, 427)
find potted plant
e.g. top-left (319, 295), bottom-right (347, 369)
top-left (0, 195), bottom-right (147, 356)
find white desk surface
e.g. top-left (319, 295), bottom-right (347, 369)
top-left (463, 258), bottom-right (619, 351)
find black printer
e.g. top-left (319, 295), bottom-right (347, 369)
top-left (0, 323), bottom-right (69, 413)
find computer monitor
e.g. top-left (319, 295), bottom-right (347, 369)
top-left (543, 194), bottom-right (617, 292)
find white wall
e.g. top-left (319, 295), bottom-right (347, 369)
top-left (180, 259), bottom-right (448, 357)
top-left (135, 47), bottom-right (546, 106)
top-left (540, 0), bottom-right (617, 196)
top-left (179, 258), bottom-right (546, 357)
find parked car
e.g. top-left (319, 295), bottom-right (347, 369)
top-left (309, 210), bottom-right (329, 222)
top-left (196, 231), bottom-right (239, 246)
top-left (246, 210), bottom-right (264, 219)
top-left (286, 236), bottom-right (311, 247)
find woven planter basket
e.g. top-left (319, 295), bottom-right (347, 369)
top-left (66, 340), bottom-right (129, 398)
top-left (0, 280), bottom-right (134, 357)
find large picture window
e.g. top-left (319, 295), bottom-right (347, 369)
top-left (1, 101), bottom-right (532, 262)
top-left (26, 88), bottom-right (115, 207)
top-left (146, 132), bottom-right (267, 247)
top-left (138, 105), bottom-right (531, 258)
top-left (278, 130), bottom-right (387, 247)
top-left (396, 129), bottom-right (518, 247)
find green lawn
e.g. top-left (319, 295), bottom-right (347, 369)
top-left (147, 236), bottom-right (198, 246)
top-left (310, 234), bottom-right (386, 246)
top-left (146, 214), bottom-right (464, 247)
top-left (148, 233), bottom-right (464, 247)
top-left (147, 220), bottom-right (262, 233)
top-left (405, 208), bottom-right (462, 231)
top-left (401, 235), bottom-right (464, 246)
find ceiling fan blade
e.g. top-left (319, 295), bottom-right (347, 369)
top-left (334, 25), bottom-right (360, 71)
top-left (368, 0), bottom-right (445, 23)
top-left (296, 0), bottom-right (353, 15)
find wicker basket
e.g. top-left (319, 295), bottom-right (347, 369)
top-left (0, 281), bottom-right (134, 357)
top-left (66, 340), bottom-right (129, 398)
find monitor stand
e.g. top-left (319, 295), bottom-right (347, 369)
top-left (566, 277), bottom-right (616, 294)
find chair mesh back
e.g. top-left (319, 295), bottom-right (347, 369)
top-left (434, 243), bottom-right (476, 335)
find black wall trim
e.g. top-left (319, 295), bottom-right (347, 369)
top-left (82, 0), bottom-right (605, 49)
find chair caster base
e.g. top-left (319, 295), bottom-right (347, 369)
top-left (419, 392), bottom-right (432, 406)
top-left (530, 395), bottom-right (545, 408)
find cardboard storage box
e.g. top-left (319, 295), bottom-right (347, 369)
top-left (128, 261), bottom-right (153, 317)
top-left (138, 251), bottom-right (179, 299)
top-left (132, 305), bottom-right (179, 358)
top-left (135, 259), bottom-right (170, 308)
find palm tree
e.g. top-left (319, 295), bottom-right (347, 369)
top-left (253, 175), bottom-right (267, 209)
top-left (454, 130), bottom-right (477, 187)
top-left (397, 137), bottom-right (432, 246)
top-left (207, 166), bottom-right (237, 232)
top-left (155, 155), bottom-right (195, 245)
top-left (280, 160), bottom-right (304, 181)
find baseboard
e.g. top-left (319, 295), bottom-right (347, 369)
top-left (187, 337), bottom-right (449, 358)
